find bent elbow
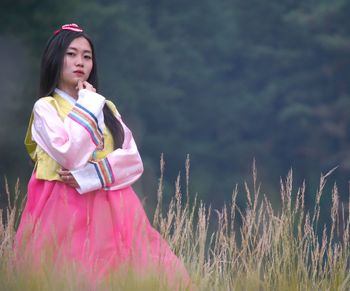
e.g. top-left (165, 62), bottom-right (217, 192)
top-left (139, 159), bottom-right (144, 175)
top-left (136, 154), bottom-right (144, 175)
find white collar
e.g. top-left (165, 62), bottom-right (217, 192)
top-left (54, 88), bottom-right (77, 105)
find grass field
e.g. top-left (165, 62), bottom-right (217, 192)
top-left (1, 158), bottom-right (350, 290)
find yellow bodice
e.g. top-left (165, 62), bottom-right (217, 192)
top-left (24, 93), bottom-right (117, 181)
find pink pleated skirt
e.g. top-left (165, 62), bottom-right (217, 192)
top-left (15, 173), bottom-right (190, 289)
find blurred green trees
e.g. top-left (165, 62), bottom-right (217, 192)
top-left (1, 0), bottom-right (350, 209)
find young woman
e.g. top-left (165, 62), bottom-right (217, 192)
top-left (15, 23), bottom-right (190, 288)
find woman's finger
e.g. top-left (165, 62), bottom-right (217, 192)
top-left (77, 79), bottom-right (83, 90)
top-left (83, 81), bottom-right (96, 92)
top-left (58, 169), bottom-right (69, 175)
top-left (57, 169), bottom-right (78, 187)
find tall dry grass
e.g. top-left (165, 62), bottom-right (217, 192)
top-left (1, 156), bottom-right (350, 290)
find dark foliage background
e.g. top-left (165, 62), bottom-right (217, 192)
top-left (1, 0), bottom-right (350, 218)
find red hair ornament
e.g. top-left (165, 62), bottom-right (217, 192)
top-left (54, 23), bottom-right (83, 35)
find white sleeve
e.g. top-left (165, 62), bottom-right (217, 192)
top-left (71, 119), bottom-right (144, 194)
top-left (32, 89), bottom-right (106, 170)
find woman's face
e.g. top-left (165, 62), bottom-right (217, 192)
top-left (58, 36), bottom-right (93, 93)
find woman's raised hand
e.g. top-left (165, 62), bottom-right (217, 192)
top-left (76, 80), bottom-right (96, 92)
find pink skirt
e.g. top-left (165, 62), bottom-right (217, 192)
top-left (15, 173), bottom-right (190, 288)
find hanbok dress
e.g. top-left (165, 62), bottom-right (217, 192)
top-left (15, 88), bottom-right (190, 288)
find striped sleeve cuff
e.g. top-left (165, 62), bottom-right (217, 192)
top-left (89, 158), bottom-right (114, 188)
top-left (71, 163), bottom-right (103, 194)
top-left (68, 103), bottom-right (104, 148)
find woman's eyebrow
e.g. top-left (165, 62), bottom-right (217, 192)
top-left (67, 46), bottom-right (92, 54)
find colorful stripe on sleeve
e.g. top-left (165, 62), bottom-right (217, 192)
top-left (68, 103), bottom-right (103, 147)
top-left (89, 158), bottom-right (114, 188)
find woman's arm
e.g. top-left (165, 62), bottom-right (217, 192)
top-left (71, 118), bottom-right (144, 194)
top-left (32, 89), bottom-right (105, 170)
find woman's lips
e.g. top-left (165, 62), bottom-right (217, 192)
top-left (74, 70), bottom-right (84, 76)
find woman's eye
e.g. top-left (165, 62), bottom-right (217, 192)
top-left (84, 55), bottom-right (92, 60)
top-left (66, 52), bottom-right (75, 56)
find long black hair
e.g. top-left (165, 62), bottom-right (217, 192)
top-left (39, 29), bottom-right (124, 149)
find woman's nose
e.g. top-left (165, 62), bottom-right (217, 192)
top-left (75, 55), bottom-right (84, 66)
